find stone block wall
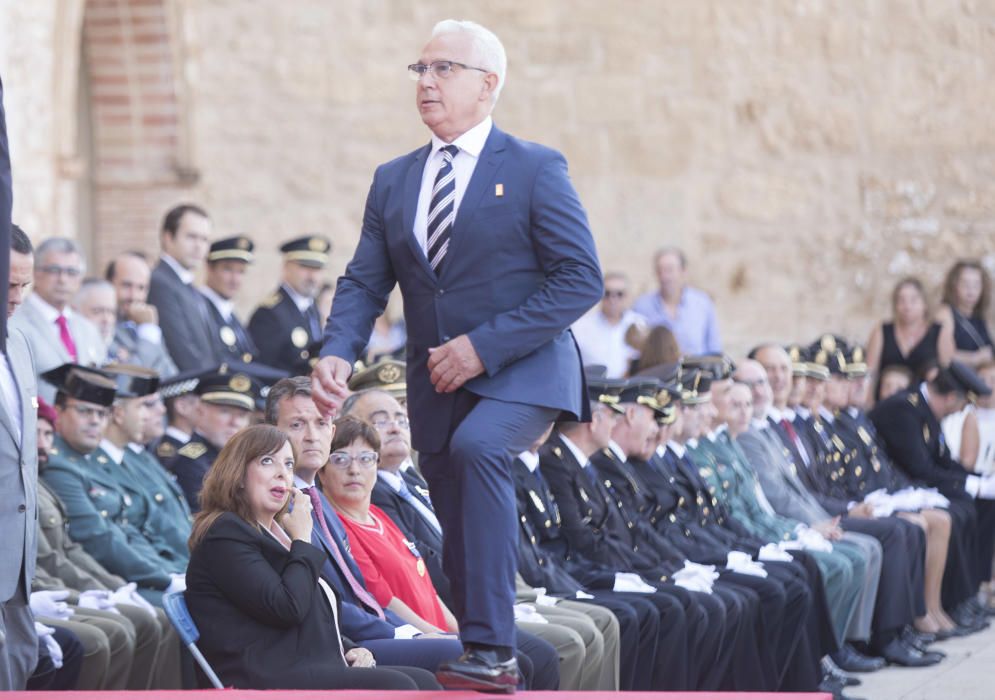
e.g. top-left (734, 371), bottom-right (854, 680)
top-left (1, 0), bottom-right (994, 354)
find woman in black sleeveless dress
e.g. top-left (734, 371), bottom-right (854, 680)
top-left (867, 277), bottom-right (954, 400)
top-left (937, 260), bottom-right (994, 368)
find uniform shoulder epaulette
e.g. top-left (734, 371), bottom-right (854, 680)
top-left (907, 393), bottom-right (919, 406)
top-left (258, 291), bottom-right (282, 309)
top-left (552, 446), bottom-right (562, 458)
top-left (156, 441), bottom-right (176, 458)
top-left (178, 442), bottom-right (207, 460)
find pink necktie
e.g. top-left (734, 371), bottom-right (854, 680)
top-left (56, 315), bottom-right (78, 362)
top-left (304, 487), bottom-right (385, 619)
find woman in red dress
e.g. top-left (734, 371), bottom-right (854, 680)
top-left (323, 416), bottom-right (459, 634)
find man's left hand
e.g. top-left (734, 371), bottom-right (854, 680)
top-left (345, 647), bottom-right (376, 668)
top-left (428, 335), bottom-right (484, 393)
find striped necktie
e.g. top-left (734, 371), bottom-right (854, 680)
top-left (426, 144), bottom-right (459, 273)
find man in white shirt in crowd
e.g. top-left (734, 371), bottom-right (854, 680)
top-left (572, 272), bottom-right (645, 378)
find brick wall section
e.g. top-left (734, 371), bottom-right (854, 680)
top-left (82, 0), bottom-right (190, 266)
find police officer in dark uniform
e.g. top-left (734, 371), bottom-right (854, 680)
top-left (167, 366), bottom-right (256, 511)
top-left (248, 235), bottom-right (331, 376)
top-left (871, 361), bottom-right (995, 628)
top-left (147, 369), bottom-right (201, 468)
top-left (198, 236), bottom-right (260, 365)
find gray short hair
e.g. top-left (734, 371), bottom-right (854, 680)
top-left (340, 388), bottom-right (383, 418)
top-left (36, 237), bottom-right (87, 275)
top-left (74, 277), bottom-right (114, 306)
top-left (431, 19), bottom-right (507, 102)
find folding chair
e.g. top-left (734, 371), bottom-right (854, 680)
top-left (162, 590), bottom-right (224, 689)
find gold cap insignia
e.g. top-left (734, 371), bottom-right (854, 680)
top-left (821, 334), bottom-right (837, 352)
top-left (377, 364), bottom-right (402, 384)
top-left (229, 374), bottom-right (252, 393)
top-left (308, 237), bottom-right (326, 252)
top-left (237, 237), bottom-right (250, 249)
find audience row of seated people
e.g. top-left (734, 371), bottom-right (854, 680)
top-left (10, 212), bottom-right (995, 694)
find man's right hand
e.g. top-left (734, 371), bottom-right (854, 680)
top-left (127, 301), bottom-right (158, 326)
top-left (311, 356), bottom-right (353, 417)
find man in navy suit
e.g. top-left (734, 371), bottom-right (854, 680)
top-left (313, 19), bottom-right (603, 691)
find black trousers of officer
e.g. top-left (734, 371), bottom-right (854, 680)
top-left (842, 515), bottom-right (926, 645)
top-left (976, 499), bottom-right (995, 583)
top-left (584, 594), bottom-right (659, 690)
top-left (942, 498), bottom-right (981, 609)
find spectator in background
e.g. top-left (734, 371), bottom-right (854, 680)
top-left (866, 277), bottom-right (954, 400)
top-left (147, 205), bottom-right (216, 372)
top-left (366, 307), bottom-right (407, 365)
top-left (10, 237), bottom-right (106, 403)
top-left (632, 325), bottom-right (681, 375)
top-left (936, 260), bottom-right (994, 369)
top-left (572, 272), bottom-right (646, 378)
top-left (72, 279), bottom-right (116, 362)
top-left (105, 252), bottom-right (177, 378)
top-left (877, 365), bottom-right (914, 403)
top-left (632, 247), bottom-right (721, 355)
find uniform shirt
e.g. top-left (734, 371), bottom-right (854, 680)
top-left (572, 308), bottom-right (645, 378)
top-left (631, 285), bottom-right (721, 355)
top-left (413, 116), bottom-right (492, 255)
top-left (337, 504), bottom-right (446, 630)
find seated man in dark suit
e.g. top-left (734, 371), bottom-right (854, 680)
top-left (146, 204), bottom-right (217, 372)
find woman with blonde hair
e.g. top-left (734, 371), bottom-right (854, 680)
top-left (184, 424), bottom-right (438, 690)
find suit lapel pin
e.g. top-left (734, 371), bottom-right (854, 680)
top-left (495, 183), bottom-right (504, 197)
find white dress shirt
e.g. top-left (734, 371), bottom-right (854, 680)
top-left (160, 254), bottom-right (194, 285)
top-left (413, 116), bottom-right (493, 255)
top-left (572, 308), bottom-right (646, 379)
top-left (198, 285), bottom-right (234, 321)
top-left (282, 283), bottom-right (313, 314)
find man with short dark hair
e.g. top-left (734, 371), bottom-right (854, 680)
top-left (105, 252), bottom-right (177, 377)
top-left (0, 223), bottom-right (41, 689)
top-left (147, 205), bottom-right (216, 371)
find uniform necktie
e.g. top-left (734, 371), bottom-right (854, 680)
top-left (426, 144), bottom-right (459, 273)
top-left (55, 315), bottom-right (78, 361)
top-left (396, 478), bottom-right (442, 534)
top-left (303, 487), bottom-right (385, 619)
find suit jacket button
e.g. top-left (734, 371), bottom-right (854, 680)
top-left (436, 289), bottom-right (445, 297)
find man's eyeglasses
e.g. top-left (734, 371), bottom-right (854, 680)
top-left (604, 289), bottom-right (626, 299)
top-left (370, 416), bottom-right (410, 430)
top-left (38, 265), bottom-right (82, 278)
top-left (328, 451), bottom-right (379, 470)
top-left (408, 60), bottom-right (489, 81)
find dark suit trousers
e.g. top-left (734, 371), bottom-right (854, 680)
top-left (363, 637), bottom-right (463, 674)
top-left (941, 498), bottom-right (980, 609)
top-left (586, 593), bottom-right (658, 690)
top-left (420, 391), bottom-right (558, 648)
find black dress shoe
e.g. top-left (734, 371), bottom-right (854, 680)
top-left (436, 649), bottom-right (519, 693)
top-left (879, 638), bottom-right (943, 668)
top-left (950, 604), bottom-right (986, 631)
top-left (832, 644), bottom-right (885, 673)
top-left (969, 598), bottom-right (995, 617)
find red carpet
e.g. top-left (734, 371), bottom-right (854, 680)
top-left (5, 692), bottom-right (832, 698)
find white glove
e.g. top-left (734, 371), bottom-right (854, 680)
top-left (165, 573), bottom-right (186, 595)
top-left (513, 603), bottom-right (548, 624)
top-left (574, 590), bottom-right (594, 599)
top-left (30, 590), bottom-right (72, 620)
top-left (726, 551), bottom-right (768, 578)
top-left (967, 474), bottom-right (995, 499)
top-left (613, 572), bottom-right (657, 593)
top-left (672, 561), bottom-right (719, 593)
top-left (78, 589), bottom-right (119, 614)
top-left (112, 583), bottom-right (157, 616)
top-left (34, 622), bottom-right (63, 669)
top-left (534, 589), bottom-right (560, 607)
top-left (758, 543), bottom-right (793, 562)
top-left (794, 526), bottom-right (833, 552)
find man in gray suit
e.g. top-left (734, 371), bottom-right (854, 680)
top-left (0, 225), bottom-right (40, 689)
top-left (10, 237), bottom-right (106, 403)
top-left (146, 205), bottom-right (217, 372)
top-left (104, 252), bottom-right (177, 377)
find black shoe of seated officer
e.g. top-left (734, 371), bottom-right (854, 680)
top-left (832, 643), bottom-right (885, 673)
top-left (879, 637), bottom-right (943, 667)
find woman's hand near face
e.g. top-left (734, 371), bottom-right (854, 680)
top-left (281, 488), bottom-right (314, 542)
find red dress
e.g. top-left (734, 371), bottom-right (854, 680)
top-left (337, 504), bottom-right (447, 629)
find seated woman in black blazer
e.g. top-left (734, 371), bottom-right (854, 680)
top-left (184, 424), bottom-right (439, 690)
